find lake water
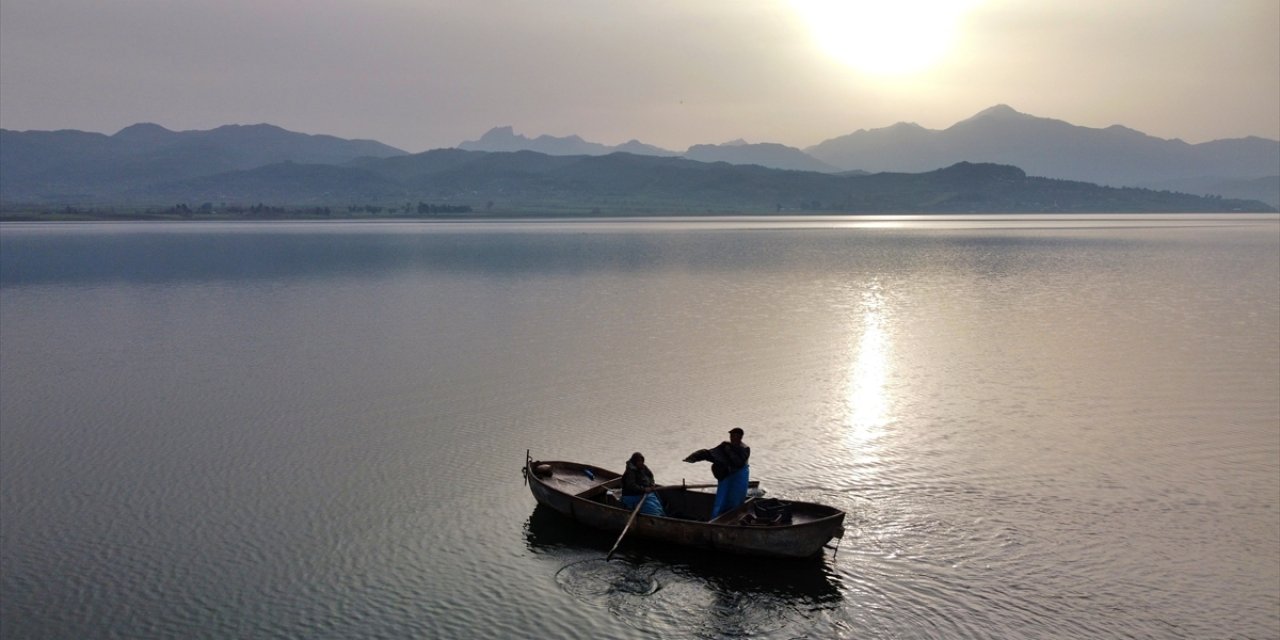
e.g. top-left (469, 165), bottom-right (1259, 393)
top-left (2, 216), bottom-right (1277, 639)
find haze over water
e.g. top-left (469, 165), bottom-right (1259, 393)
top-left (1, 216), bottom-right (1277, 639)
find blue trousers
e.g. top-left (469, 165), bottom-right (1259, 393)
top-left (711, 465), bottom-right (750, 518)
top-left (621, 493), bottom-right (666, 516)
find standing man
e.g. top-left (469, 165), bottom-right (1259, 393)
top-left (684, 427), bottom-right (751, 519)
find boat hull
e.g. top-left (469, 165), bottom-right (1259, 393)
top-left (525, 458), bottom-right (845, 558)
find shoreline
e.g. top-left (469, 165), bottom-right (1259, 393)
top-left (3, 209), bottom-right (1277, 222)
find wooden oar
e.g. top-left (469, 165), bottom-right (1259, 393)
top-left (604, 480), bottom-right (763, 559)
top-left (661, 480), bottom-right (761, 491)
top-left (606, 491), bottom-right (648, 560)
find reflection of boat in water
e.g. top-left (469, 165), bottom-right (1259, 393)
top-left (524, 456), bottom-right (846, 559)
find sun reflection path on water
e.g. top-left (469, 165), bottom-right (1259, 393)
top-left (844, 283), bottom-right (893, 457)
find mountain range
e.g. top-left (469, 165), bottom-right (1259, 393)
top-left (0, 123), bottom-right (404, 202)
top-left (457, 105), bottom-right (1279, 206)
top-left (1, 106), bottom-right (1276, 213)
top-left (806, 105), bottom-right (1279, 202)
top-left (459, 128), bottom-right (841, 173)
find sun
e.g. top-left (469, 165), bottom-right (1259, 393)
top-left (790, 0), bottom-right (981, 76)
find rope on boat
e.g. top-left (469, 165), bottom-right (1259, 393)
top-left (825, 530), bottom-right (844, 559)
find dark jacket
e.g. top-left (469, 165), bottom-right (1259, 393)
top-left (621, 460), bottom-right (657, 496)
top-left (684, 441), bottom-right (750, 480)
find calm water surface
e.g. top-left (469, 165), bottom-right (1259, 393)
top-left (2, 216), bottom-right (1278, 639)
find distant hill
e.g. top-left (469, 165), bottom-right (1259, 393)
top-left (1134, 175), bottom-right (1280, 209)
top-left (684, 141), bottom-right (840, 173)
top-left (0, 123), bottom-right (406, 202)
top-left (459, 126), bottom-right (839, 173)
top-left (3, 120), bottom-right (1274, 215)
top-left (459, 126), bottom-right (678, 157)
top-left (48, 148), bottom-right (1275, 214)
top-left (805, 105), bottom-right (1280, 206)
top-left (457, 109), bottom-right (1279, 205)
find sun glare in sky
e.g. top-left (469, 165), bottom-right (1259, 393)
top-left (790, 0), bottom-right (983, 76)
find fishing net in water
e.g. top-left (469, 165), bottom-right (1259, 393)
top-left (555, 558), bottom-right (660, 600)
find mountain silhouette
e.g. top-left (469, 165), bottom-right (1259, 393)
top-left (2, 115), bottom-right (1275, 214)
top-left (453, 109), bottom-right (1277, 205)
top-left (0, 123), bottom-right (406, 202)
top-left (459, 126), bottom-right (838, 173)
top-left (684, 141), bottom-right (839, 172)
top-left (67, 150), bottom-right (1275, 214)
top-left (805, 104), bottom-right (1279, 205)
top-left (459, 126), bottom-right (677, 157)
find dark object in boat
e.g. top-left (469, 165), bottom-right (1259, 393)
top-left (743, 498), bottom-right (794, 526)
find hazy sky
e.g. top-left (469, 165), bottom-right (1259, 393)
top-left (1, 0), bottom-right (1277, 152)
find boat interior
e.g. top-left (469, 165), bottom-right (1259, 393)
top-left (530, 459), bottom-right (840, 526)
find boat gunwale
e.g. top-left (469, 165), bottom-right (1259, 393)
top-left (526, 457), bottom-right (846, 531)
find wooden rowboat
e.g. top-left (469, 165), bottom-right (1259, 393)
top-left (524, 455), bottom-right (846, 558)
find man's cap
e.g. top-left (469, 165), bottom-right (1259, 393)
top-left (729, 427), bottom-right (744, 436)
